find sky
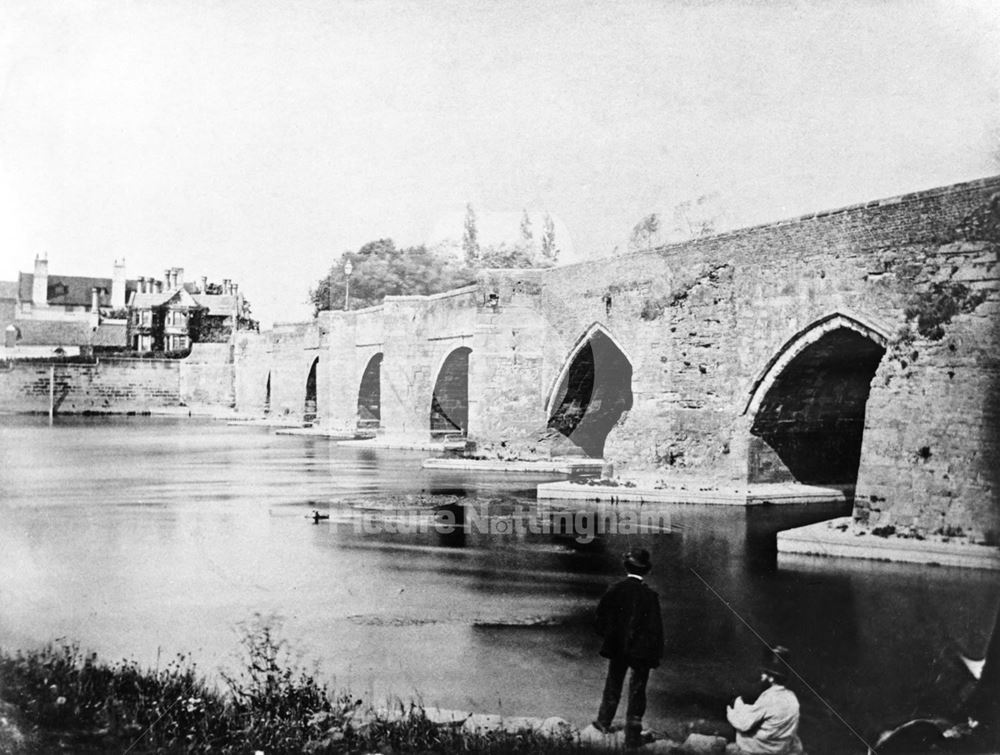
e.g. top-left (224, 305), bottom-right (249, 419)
top-left (1, 0), bottom-right (998, 327)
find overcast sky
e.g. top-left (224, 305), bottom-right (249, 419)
top-left (1, 0), bottom-right (998, 326)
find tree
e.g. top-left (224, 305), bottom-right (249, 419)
top-left (519, 209), bottom-right (533, 244)
top-left (629, 213), bottom-right (660, 252)
top-left (463, 203), bottom-right (479, 267)
top-left (541, 213), bottom-right (559, 264)
top-left (309, 240), bottom-right (476, 314)
top-left (478, 242), bottom-right (539, 269)
top-left (671, 194), bottom-right (724, 239)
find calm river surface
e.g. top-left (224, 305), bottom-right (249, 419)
top-left (1, 415), bottom-right (997, 753)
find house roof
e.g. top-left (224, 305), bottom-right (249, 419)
top-left (12, 319), bottom-right (93, 346)
top-left (0, 281), bottom-right (18, 300)
top-left (192, 293), bottom-right (238, 316)
top-left (18, 273), bottom-right (138, 308)
top-left (130, 290), bottom-right (176, 308)
top-left (132, 286), bottom-right (205, 310)
top-left (92, 321), bottom-right (127, 347)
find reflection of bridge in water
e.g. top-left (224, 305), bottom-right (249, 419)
top-left (237, 176), bottom-right (1000, 546)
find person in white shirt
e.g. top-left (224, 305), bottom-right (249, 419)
top-left (726, 646), bottom-right (804, 755)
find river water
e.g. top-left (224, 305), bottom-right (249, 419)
top-left (1, 416), bottom-right (997, 753)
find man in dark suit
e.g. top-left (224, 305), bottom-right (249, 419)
top-left (593, 548), bottom-right (664, 748)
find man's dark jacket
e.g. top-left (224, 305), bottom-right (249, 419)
top-left (596, 577), bottom-right (664, 668)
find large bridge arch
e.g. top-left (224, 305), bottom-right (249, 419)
top-left (745, 313), bottom-right (889, 486)
top-left (546, 323), bottom-right (633, 458)
top-left (430, 346), bottom-right (471, 438)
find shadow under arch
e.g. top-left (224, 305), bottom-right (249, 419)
top-left (546, 323), bottom-right (633, 458)
top-left (430, 347), bottom-right (471, 438)
top-left (357, 353), bottom-right (383, 431)
top-left (304, 357), bottom-right (319, 424)
top-left (264, 371), bottom-right (271, 416)
top-left (745, 313), bottom-right (889, 486)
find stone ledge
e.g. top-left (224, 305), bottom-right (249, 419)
top-left (422, 457), bottom-right (604, 475)
top-left (275, 427), bottom-right (357, 438)
top-left (338, 437), bottom-right (466, 452)
top-left (777, 517), bottom-right (1000, 570)
top-left (224, 418), bottom-right (305, 428)
top-left (537, 478), bottom-right (850, 506)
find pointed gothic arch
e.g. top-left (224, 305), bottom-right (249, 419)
top-left (546, 324), bottom-right (633, 458)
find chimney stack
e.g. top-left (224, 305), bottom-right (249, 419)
top-left (222, 278), bottom-right (230, 295)
top-left (175, 267), bottom-right (184, 286)
top-left (164, 269), bottom-right (172, 290)
top-left (232, 283), bottom-right (239, 297)
top-left (201, 275), bottom-right (208, 293)
top-left (32, 254), bottom-right (49, 307)
top-left (112, 258), bottom-right (126, 309)
top-left (91, 287), bottom-right (100, 312)
top-left (138, 276), bottom-right (145, 294)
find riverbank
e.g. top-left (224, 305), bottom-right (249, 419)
top-left (0, 636), bottom-right (731, 755)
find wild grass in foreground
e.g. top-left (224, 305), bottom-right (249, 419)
top-left (0, 624), bottom-right (601, 754)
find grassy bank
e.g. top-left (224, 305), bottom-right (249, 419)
top-left (0, 626), bottom-right (600, 754)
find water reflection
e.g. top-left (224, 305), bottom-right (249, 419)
top-left (0, 415), bottom-right (997, 754)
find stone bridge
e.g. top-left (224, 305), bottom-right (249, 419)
top-left (235, 176), bottom-right (1000, 541)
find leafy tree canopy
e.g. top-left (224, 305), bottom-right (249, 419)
top-left (310, 240), bottom-right (476, 314)
top-left (311, 207), bottom-right (561, 314)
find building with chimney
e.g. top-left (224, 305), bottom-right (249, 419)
top-left (1, 257), bottom-right (249, 359)
top-left (1, 255), bottom-right (133, 357)
top-left (127, 268), bottom-right (247, 352)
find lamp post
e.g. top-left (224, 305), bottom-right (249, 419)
top-left (344, 259), bottom-right (353, 311)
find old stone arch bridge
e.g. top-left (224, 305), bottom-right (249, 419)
top-left (235, 176), bottom-right (1000, 540)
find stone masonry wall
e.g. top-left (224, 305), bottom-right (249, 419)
top-left (379, 287), bottom-right (478, 441)
top-left (518, 177), bottom-right (1000, 540)
top-left (0, 358), bottom-right (181, 413)
top-left (231, 177), bottom-right (999, 540)
top-left (179, 343), bottom-right (234, 408)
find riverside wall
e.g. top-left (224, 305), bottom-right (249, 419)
top-left (0, 344), bottom-right (235, 414)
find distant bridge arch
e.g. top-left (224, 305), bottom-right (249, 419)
top-left (304, 357), bottom-right (318, 424)
top-left (430, 346), bottom-right (471, 438)
top-left (357, 353), bottom-right (382, 431)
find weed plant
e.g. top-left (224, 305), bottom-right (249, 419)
top-left (0, 625), bottom-right (598, 754)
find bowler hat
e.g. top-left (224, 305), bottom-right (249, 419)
top-left (623, 549), bottom-right (652, 575)
top-left (761, 645), bottom-right (791, 681)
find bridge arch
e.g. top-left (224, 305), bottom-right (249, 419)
top-left (745, 313), bottom-right (889, 486)
top-left (430, 346), bottom-right (471, 438)
top-left (304, 357), bottom-right (318, 424)
top-left (357, 353), bottom-right (383, 431)
top-left (546, 323), bottom-right (633, 458)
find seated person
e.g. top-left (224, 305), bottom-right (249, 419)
top-left (726, 646), bottom-right (803, 755)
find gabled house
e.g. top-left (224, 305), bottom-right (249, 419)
top-left (127, 271), bottom-right (247, 352)
top-left (2, 257), bottom-right (249, 358)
